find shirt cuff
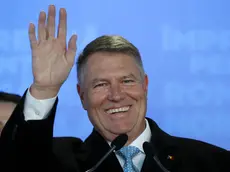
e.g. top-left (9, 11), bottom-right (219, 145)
top-left (23, 88), bottom-right (57, 121)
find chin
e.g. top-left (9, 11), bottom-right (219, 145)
top-left (108, 125), bottom-right (133, 136)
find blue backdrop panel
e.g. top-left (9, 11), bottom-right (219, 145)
top-left (0, 0), bottom-right (229, 149)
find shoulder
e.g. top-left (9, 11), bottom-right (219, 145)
top-left (53, 136), bottom-right (84, 155)
top-left (147, 117), bottom-right (227, 152)
top-left (52, 137), bottom-right (87, 170)
top-left (53, 136), bottom-right (83, 146)
top-left (171, 135), bottom-right (230, 168)
top-left (172, 135), bottom-right (226, 151)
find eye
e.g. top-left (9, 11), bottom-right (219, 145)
top-left (94, 83), bottom-right (108, 88)
top-left (123, 79), bottom-right (134, 84)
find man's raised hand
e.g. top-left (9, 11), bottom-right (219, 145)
top-left (28, 5), bottom-right (77, 99)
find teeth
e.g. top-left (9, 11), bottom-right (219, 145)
top-left (106, 106), bottom-right (130, 114)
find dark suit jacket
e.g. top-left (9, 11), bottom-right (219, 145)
top-left (0, 90), bottom-right (230, 172)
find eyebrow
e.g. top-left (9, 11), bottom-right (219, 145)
top-left (90, 73), bottom-right (138, 85)
top-left (91, 78), bottom-right (108, 86)
top-left (122, 74), bottom-right (138, 80)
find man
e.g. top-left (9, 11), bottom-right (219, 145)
top-left (1, 5), bottom-right (230, 172)
top-left (0, 91), bottom-right (21, 134)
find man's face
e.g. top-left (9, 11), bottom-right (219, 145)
top-left (0, 102), bottom-right (16, 133)
top-left (78, 52), bottom-right (148, 143)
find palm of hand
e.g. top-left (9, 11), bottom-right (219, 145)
top-left (32, 39), bottom-right (72, 87)
top-left (29, 6), bottom-right (77, 89)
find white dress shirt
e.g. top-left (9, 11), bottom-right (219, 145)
top-left (23, 89), bottom-right (152, 171)
top-left (23, 89), bottom-right (57, 120)
top-left (113, 119), bottom-right (152, 171)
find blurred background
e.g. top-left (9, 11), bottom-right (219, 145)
top-left (0, 0), bottom-right (229, 149)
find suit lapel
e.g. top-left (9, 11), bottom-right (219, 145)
top-left (83, 129), bottom-right (123, 172)
top-left (84, 120), bottom-right (176, 172)
top-left (141, 118), bottom-right (176, 172)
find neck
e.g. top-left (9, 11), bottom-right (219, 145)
top-left (125, 120), bottom-right (146, 146)
top-left (99, 119), bottom-right (147, 146)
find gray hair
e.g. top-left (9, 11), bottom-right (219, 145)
top-left (76, 35), bottom-right (145, 85)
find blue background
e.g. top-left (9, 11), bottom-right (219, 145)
top-left (0, 0), bottom-right (229, 149)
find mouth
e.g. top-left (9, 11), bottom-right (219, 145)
top-left (105, 106), bottom-right (131, 114)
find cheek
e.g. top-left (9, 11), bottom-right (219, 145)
top-left (124, 86), bottom-right (146, 100)
top-left (124, 87), bottom-right (147, 114)
top-left (86, 90), bottom-right (108, 109)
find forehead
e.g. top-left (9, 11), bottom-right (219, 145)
top-left (85, 52), bottom-right (140, 79)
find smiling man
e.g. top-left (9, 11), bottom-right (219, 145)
top-left (1, 5), bottom-right (230, 172)
top-left (78, 51), bottom-right (148, 145)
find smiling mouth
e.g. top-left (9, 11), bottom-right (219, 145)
top-left (106, 106), bottom-right (131, 114)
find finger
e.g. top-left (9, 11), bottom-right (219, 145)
top-left (47, 5), bottom-right (56, 39)
top-left (66, 34), bottom-right (77, 65)
top-left (38, 11), bottom-right (47, 41)
top-left (57, 8), bottom-right (67, 46)
top-left (28, 23), bottom-right (37, 49)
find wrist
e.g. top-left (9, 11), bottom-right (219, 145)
top-left (30, 83), bottom-right (60, 100)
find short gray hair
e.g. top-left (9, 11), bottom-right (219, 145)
top-left (76, 35), bottom-right (145, 84)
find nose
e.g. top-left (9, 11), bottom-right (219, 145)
top-left (107, 83), bottom-right (125, 102)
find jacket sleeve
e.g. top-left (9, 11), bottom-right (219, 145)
top-left (0, 89), bottom-right (60, 170)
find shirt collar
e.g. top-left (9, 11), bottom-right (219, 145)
top-left (129, 119), bottom-right (151, 153)
top-left (107, 118), bottom-right (152, 153)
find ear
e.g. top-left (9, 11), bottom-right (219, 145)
top-left (77, 84), bottom-right (87, 110)
top-left (143, 74), bottom-right (148, 94)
